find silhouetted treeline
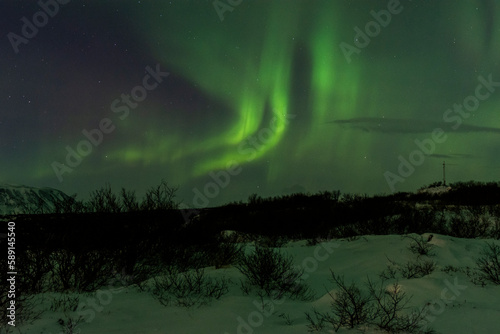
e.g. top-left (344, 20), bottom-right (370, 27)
top-left (4, 179), bottom-right (178, 215)
top-left (8, 180), bottom-right (500, 249)
top-left (3, 179), bottom-right (500, 300)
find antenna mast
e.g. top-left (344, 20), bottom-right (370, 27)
top-left (443, 161), bottom-right (446, 186)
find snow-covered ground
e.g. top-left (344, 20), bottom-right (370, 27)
top-left (417, 186), bottom-right (451, 195)
top-left (15, 234), bottom-right (500, 334)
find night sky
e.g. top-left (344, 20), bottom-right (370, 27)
top-left (1, 0), bottom-right (500, 207)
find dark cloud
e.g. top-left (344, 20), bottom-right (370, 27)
top-left (330, 117), bottom-right (500, 134)
top-left (429, 153), bottom-right (473, 159)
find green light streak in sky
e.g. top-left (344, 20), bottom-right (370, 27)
top-left (191, 5), bottom-right (297, 175)
top-left (15, 0), bottom-right (500, 199)
top-left (126, 1), bottom-right (306, 180)
top-left (115, 0), bottom-right (369, 186)
top-left (81, 1), bottom-right (368, 189)
top-left (291, 3), bottom-right (361, 169)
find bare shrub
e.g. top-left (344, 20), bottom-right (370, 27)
top-left (381, 257), bottom-right (435, 280)
top-left (257, 234), bottom-right (289, 248)
top-left (379, 257), bottom-right (398, 280)
top-left (206, 234), bottom-right (243, 269)
top-left (404, 234), bottom-right (435, 256)
top-left (331, 224), bottom-right (360, 240)
top-left (87, 183), bottom-right (121, 213)
top-left (53, 193), bottom-right (86, 214)
top-left (278, 312), bottom-right (294, 326)
top-left (449, 206), bottom-right (489, 238)
top-left (476, 242), bottom-right (500, 284)
top-left (150, 267), bottom-right (229, 307)
top-left (305, 309), bottom-right (327, 332)
top-left (486, 205), bottom-right (500, 239)
top-left (50, 293), bottom-right (81, 313)
top-left (327, 272), bottom-right (372, 330)
top-left (49, 249), bottom-right (115, 292)
top-left (125, 257), bottom-right (163, 291)
top-left (141, 180), bottom-right (178, 211)
top-left (305, 272), bottom-right (434, 333)
top-left (400, 260), bottom-right (436, 279)
top-left (120, 188), bottom-right (140, 212)
top-left (367, 279), bottom-right (433, 333)
top-left (236, 246), bottom-right (312, 300)
top-left (57, 313), bottom-right (84, 334)
top-left (17, 249), bottom-right (52, 294)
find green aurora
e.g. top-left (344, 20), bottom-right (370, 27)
top-left (2, 0), bottom-right (500, 206)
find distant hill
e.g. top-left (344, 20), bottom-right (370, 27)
top-left (0, 183), bottom-right (70, 215)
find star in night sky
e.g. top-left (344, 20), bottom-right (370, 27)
top-left (1, 0), bottom-right (500, 207)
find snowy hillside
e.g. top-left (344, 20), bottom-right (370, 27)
top-left (14, 233), bottom-right (500, 334)
top-left (0, 183), bottom-right (70, 215)
top-left (418, 186), bottom-right (452, 195)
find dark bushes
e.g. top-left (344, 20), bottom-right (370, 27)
top-left (305, 271), bottom-right (433, 333)
top-left (476, 242), bottom-right (500, 284)
top-left (17, 249), bottom-right (53, 294)
top-left (150, 267), bottom-right (230, 307)
top-left (49, 249), bottom-right (116, 292)
top-left (400, 259), bottom-right (436, 279)
top-left (326, 273), bottom-right (372, 330)
top-left (366, 278), bottom-right (432, 333)
top-left (236, 246), bottom-right (313, 300)
top-left (405, 234), bottom-right (435, 256)
top-left (205, 234), bottom-right (243, 269)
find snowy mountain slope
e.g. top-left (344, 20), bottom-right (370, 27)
top-left (0, 183), bottom-right (70, 215)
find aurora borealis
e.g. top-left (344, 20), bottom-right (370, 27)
top-left (1, 0), bottom-right (500, 207)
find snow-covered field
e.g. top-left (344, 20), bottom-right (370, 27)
top-left (15, 234), bottom-right (500, 334)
